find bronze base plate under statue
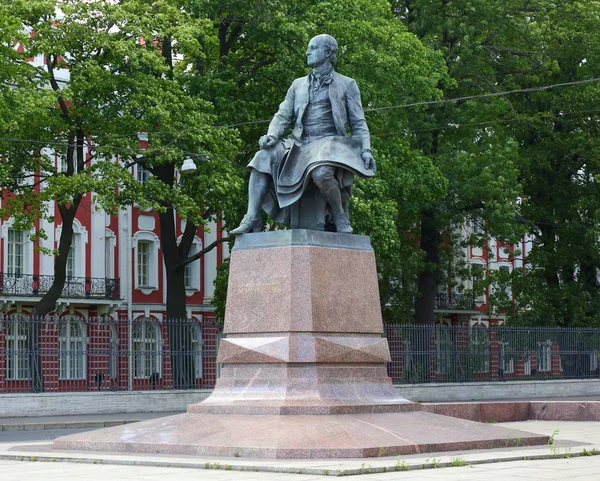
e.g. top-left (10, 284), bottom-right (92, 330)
top-left (53, 231), bottom-right (548, 459)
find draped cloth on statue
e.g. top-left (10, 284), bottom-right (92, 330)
top-left (248, 135), bottom-right (375, 224)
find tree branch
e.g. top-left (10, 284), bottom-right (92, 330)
top-left (45, 55), bottom-right (71, 122)
top-left (173, 236), bottom-right (231, 270)
top-left (179, 219), bottom-right (198, 258)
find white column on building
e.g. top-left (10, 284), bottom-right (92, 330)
top-left (90, 193), bottom-right (106, 279)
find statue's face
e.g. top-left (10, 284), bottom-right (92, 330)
top-left (306, 37), bottom-right (330, 68)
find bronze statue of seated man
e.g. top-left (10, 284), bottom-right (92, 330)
top-left (231, 34), bottom-right (376, 235)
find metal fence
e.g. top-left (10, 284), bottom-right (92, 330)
top-left (0, 316), bottom-right (221, 393)
top-left (385, 324), bottom-right (600, 384)
top-left (1, 318), bottom-right (599, 393)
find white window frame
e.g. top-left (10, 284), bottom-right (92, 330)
top-left (6, 229), bottom-right (25, 275)
top-left (58, 317), bottom-right (86, 380)
top-left (56, 220), bottom-right (87, 279)
top-left (136, 163), bottom-right (151, 184)
top-left (470, 261), bottom-right (487, 304)
top-left (498, 264), bottom-right (512, 299)
top-left (133, 318), bottom-right (162, 379)
top-left (6, 315), bottom-right (29, 381)
top-left (133, 231), bottom-right (159, 294)
top-left (2, 224), bottom-right (33, 278)
top-left (181, 237), bottom-right (202, 294)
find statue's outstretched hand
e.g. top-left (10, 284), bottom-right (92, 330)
top-left (258, 135), bottom-right (279, 149)
top-left (362, 151), bottom-right (376, 173)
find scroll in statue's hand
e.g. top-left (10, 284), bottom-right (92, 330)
top-left (258, 135), bottom-right (279, 150)
top-left (362, 151), bottom-right (376, 173)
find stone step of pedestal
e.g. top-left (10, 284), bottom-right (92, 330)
top-left (52, 411), bottom-right (550, 459)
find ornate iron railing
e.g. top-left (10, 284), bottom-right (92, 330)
top-left (435, 292), bottom-right (475, 309)
top-left (0, 273), bottom-right (120, 299)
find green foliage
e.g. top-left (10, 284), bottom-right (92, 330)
top-left (398, 0), bottom-right (600, 326)
top-left (186, 0), bottom-right (450, 318)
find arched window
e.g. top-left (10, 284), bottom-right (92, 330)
top-left (133, 318), bottom-right (161, 379)
top-left (191, 324), bottom-right (203, 379)
top-left (59, 317), bottom-right (86, 380)
top-left (6, 315), bottom-right (28, 380)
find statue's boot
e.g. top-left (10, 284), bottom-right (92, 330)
top-left (333, 213), bottom-right (353, 234)
top-left (230, 215), bottom-right (262, 235)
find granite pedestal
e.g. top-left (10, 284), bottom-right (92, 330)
top-left (53, 230), bottom-right (548, 458)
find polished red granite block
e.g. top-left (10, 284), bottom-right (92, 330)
top-left (530, 401), bottom-right (600, 421)
top-left (52, 231), bottom-right (549, 459)
top-left (53, 411), bottom-right (548, 459)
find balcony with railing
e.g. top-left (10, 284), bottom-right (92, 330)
top-left (0, 273), bottom-right (120, 300)
top-left (434, 292), bottom-right (476, 310)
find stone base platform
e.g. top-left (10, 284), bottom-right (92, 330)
top-left (51, 231), bottom-right (548, 459)
top-left (52, 410), bottom-right (549, 459)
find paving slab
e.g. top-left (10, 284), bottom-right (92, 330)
top-left (1, 421), bottom-right (598, 477)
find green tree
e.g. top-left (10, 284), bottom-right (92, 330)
top-left (0, 0), bottom-right (242, 389)
top-left (396, 0), bottom-right (600, 327)
top-left (185, 0), bottom-right (450, 322)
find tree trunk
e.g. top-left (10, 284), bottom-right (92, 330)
top-left (412, 209), bottom-right (441, 382)
top-left (29, 201), bottom-right (80, 392)
top-left (414, 209), bottom-right (440, 325)
top-left (158, 202), bottom-right (196, 389)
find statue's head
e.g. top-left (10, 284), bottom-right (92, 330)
top-left (306, 34), bottom-right (338, 68)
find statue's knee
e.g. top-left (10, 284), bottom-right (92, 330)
top-left (311, 166), bottom-right (334, 188)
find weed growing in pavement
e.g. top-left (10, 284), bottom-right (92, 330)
top-left (548, 428), bottom-right (560, 445)
top-left (450, 457), bottom-right (466, 467)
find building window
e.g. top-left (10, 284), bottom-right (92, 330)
top-left (7, 229), bottom-right (25, 275)
top-left (134, 232), bottom-right (159, 292)
top-left (56, 220), bottom-right (87, 281)
top-left (66, 236), bottom-right (77, 279)
top-left (136, 164), bottom-right (151, 184)
top-left (59, 317), bottom-right (86, 380)
top-left (470, 218), bottom-right (484, 234)
top-left (184, 239), bottom-right (201, 291)
top-left (58, 153), bottom-right (78, 174)
top-left (471, 263), bottom-right (486, 303)
top-left (6, 315), bottom-right (29, 381)
top-left (133, 318), bottom-right (161, 379)
top-left (137, 241), bottom-right (151, 287)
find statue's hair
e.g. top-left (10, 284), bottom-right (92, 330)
top-left (312, 34), bottom-right (338, 66)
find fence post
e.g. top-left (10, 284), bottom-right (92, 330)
top-left (128, 317), bottom-right (133, 391)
